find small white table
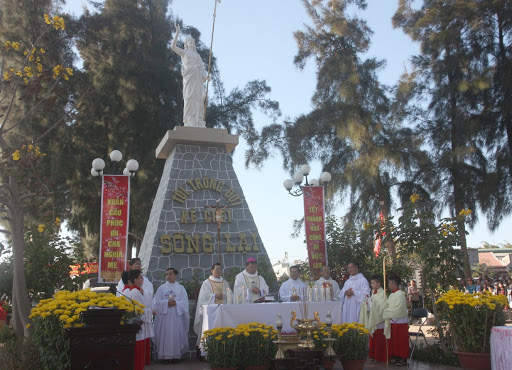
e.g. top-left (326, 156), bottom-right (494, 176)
top-left (491, 326), bottom-right (512, 370)
top-left (202, 300), bottom-right (342, 334)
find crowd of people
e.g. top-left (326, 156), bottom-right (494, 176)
top-left (459, 273), bottom-right (512, 309)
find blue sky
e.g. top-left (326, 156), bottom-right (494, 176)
top-left (65, 0), bottom-right (511, 263)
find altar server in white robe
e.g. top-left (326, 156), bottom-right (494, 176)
top-left (117, 258), bottom-right (154, 305)
top-left (234, 257), bottom-right (269, 303)
top-left (279, 265), bottom-right (306, 302)
top-left (314, 265), bottom-right (341, 300)
top-left (339, 262), bottom-right (370, 323)
top-left (152, 268), bottom-right (189, 361)
top-left (193, 263), bottom-right (230, 345)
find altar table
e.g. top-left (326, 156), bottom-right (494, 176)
top-left (202, 301), bottom-right (342, 334)
top-left (491, 326), bottom-right (512, 370)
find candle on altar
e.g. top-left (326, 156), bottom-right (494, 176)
top-left (313, 285), bottom-right (318, 302)
top-left (276, 313), bottom-right (283, 328)
top-left (325, 311), bottom-right (332, 325)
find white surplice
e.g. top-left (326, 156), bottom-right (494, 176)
top-left (193, 276), bottom-right (230, 345)
top-left (279, 278), bottom-right (306, 302)
top-left (124, 286), bottom-right (154, 341)
top-left (234, 270), bottom-right (269, 303)
top-left (152, 281), bottom-right (189, 360)
top-left (338, 273), bottom-right (370, 323)
top-left (313, 277), bottom-right (341, 300)
top-left (117, 275), bottom-right (154, 304)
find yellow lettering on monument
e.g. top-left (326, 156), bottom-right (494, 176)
top-left (107, 240), bottom-right (120, 247)
top-left (173, 234), bottom-right (185, 253)
top-left (224, 233), bottom-right (235, 252)
top-left (251, 233), bottom-right (260, 251)
top-left (239, 233), bottom-right (251, 252)
top-left (161, 234), bottom-right (172, 253)
top-left (204, 210), bottom-right (212, 223)
top-left (110, 229), bottom-right (119, 237)
top-left (107, 261), bottom-right (117, 268)
top-left (180, 210), bottom-right (189, 223)
top-left (216, 181), bottom-right (224, 193)
top-left (202, 234), bottom-right (213, 253)
top-left (186, 179), bottom-right (198, 191)
top-left (185, 234), bottom-right (200, 253)
top-left (190, 209), bottom-right (197, 223)
top-left (194, 178), bottom-right (203, 190)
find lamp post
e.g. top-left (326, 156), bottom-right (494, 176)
top-left (283, 164), bottom-right (331, 196)
top-left (283, 164), bottom-right (331, 280)
top-left (91, 150), bottom-right (139, 283)
top-left (91, 150), bottom-right (139, 178)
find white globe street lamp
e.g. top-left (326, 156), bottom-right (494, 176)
top-left (283, 164), bottom-right (331, 196)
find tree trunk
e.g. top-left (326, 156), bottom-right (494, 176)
top-left (429, 288), bottom-right (447, 352)
top-left (9, 181), bottom-right (31, 338)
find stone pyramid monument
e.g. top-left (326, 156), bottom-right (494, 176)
top-left (139, 20), bottom-right (276, 290)
top-left (138, 126), bottom-right (277, 290)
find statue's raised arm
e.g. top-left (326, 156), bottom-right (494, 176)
top-left (171, 22), bottom-right (207, 127)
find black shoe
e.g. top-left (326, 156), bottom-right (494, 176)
top-left (396, 358), bottom-right (407, 366)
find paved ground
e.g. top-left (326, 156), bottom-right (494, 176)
top-left (146, 358), bottom-right (460, 369)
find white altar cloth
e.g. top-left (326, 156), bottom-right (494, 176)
top-left (201, 301), bottom-right (342, 335)
top-left (491, 326), bottom-right (512, 370)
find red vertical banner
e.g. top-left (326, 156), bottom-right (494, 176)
top-left (303, 186), bottom-right (327, 278)
top-left (98, 175), bottom-right (130, 283)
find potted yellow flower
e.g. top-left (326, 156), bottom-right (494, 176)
top-left (236, 322), bottom-right (277, 370)
top-left (332, 322), bottom-right (369, 370)
top-left (29, 289), bottom-right (144, 369)
top-left (202, 326), bottom-right (241, 370)
top-left (436, 290), bottom-right (507, 370)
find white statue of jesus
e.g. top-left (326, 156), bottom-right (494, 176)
top-left (171, 23), bottom-right (208, 127)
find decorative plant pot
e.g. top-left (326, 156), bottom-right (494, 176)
top-left (322, 360), bottom-right (336, 369)
top-left (453, 351), bottom-right (491, 370)
top-left (340, 358), bottom-right (365, 370)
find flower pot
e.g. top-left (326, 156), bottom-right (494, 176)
top-left (453, 351), bottom-right (491, 370)
top-left (322, 360), bottom-right (336, 369)
top-left (340, 358), bottom-right (365, 370)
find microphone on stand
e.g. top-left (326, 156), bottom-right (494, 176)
top-left (117, 290), bottom-right (143, 325)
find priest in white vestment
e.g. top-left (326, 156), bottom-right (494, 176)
top-left (234, 257), bottom-right (269, 303)
top-left (193, 263), bottom-right (230, 345)
top-left (314, 265), bottom-right (341, 300)
top-left (153, 268), bottom-right (189, 361)
top-left (279, 265), bottom-right (306, 302)
top-left (339, 262), bottom-right (370, 323)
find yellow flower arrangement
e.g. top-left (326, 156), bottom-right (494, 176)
top-left (436, 289), bottom-right (507, 353)
top-left (332, 322), bottom-right (369, 360)
top-left (30, 289), bottom-right (144, 369)
top-left (202, 326), bottom-right (241, 368)
top-left (202, 322), bottom-right (277, 368)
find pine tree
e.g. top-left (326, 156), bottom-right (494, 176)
top-left (248, 0), bottom-right (425, 259)
top-left (393, 0), bottom-right (494, 277)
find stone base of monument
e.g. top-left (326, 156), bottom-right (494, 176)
top-left (139, 126), bottom-right (278, 290)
